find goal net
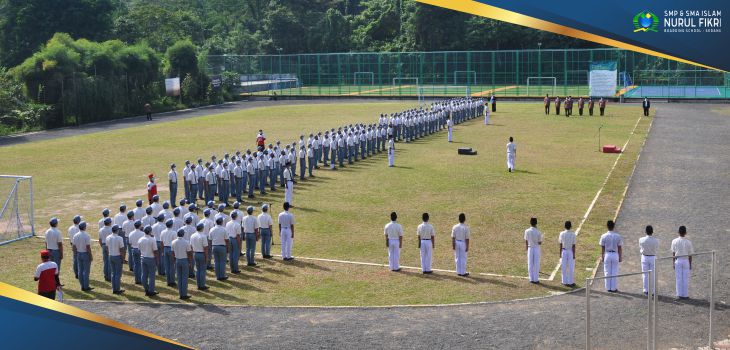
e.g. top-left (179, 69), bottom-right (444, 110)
top-left (526, 77), bottom-right (557, 96)
top-left (392, 77), bottom-right (419, 86)
top-left (453, 71), bottom-right (477, 86)
top-left (354, 72), bottom-right (375, 85)
top-left (0, 175), bottom-right (35, 245)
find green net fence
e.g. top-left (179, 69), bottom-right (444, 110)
top-left (206, 49), bottom-right (729, 99)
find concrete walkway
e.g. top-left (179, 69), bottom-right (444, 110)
top-left (65, 103), bottom-right (729, 349)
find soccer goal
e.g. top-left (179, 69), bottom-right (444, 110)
top-left (526, 77), bottom-right (557, 96)
top-left (0, 175), bottom-right (35, 245)
top-left (392, 77), bottom-right (419, 86)
top-left (354, 72), bottom-right (375, 85)
top-left (454, 70), bottom-right (477, 85)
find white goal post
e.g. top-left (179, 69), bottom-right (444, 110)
top-left (392, 77), bottom-right (419, 86)
top-left (453, 70), bottom-right (477, 85)
top-left (0, 175), bottom-right (35, 245)
top-left (526, 77), bottom-right (557, 96)
top-left (353, 72), bottom-right (375, 85)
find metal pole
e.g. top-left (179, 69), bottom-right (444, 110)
top-left (29, 177), bottom-right (35, 236)
top-left (652, 258), bottom-right (658, 350)
top-left (647, 269), bottom-right (652, 350)
top-left (709, 251), bottom-right (715, 348)
top-left (586, 278), bottom-right (591, 350)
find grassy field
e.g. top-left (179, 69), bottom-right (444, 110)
top-left (0, 101), bottom-right (651, 306)
top-left (251, 84), bottom-right (594, 97)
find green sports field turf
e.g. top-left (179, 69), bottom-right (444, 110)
top-left (0, 102), bottom-right (651, 306)
top-left (251, 85), bottom-right (595, 97)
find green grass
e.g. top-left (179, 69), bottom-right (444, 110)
top-left (0, 102), bottom-right (651, 306)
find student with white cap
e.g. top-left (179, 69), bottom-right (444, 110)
top-left (416, 213), bottom-right (435, 274)
top-left (451, 213), bottom-right (470, 277)
top-left (384, 212), bottom-right (403, 272)
top-left (278, 202), bottom-right (295, 261)
top-left (242, 206), bottom-right (260, 266)
top-left (258, 204), bottom-right (274, 259)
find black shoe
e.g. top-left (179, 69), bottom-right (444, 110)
top-left (146, 291), bottom-right (159, 297)
top-left (207, 267), bottom-right (214, 271)
top-left (391, 268), bottom-right (401, 272)
top-left (217, 277), bottom-right (229, 281)
top-left (247, 263), bottom-right (257, 267)
top-left (82, 287), bottom-right (94, 292)
top-left (198, 286), bottom-right (209, 291)
top-left (104, 278), bottom-right (111, 282)
top-left (167, 283), bottom-right (177, 287)
top-left (134, 281), bottom-right (141, 285)
top-left (113, 290), bottom-right (125, 295)
top-left (232, 270), bottom-right (241, 274)
top-left (180, 295), bottom-right (191, 300)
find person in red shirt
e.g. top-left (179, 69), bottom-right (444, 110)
top-left (256, 130), bottom-right (266, 151)
top-left (34, 250), bottom-right (60, 300)
top-left (147, 173), bottom-right (157, 204)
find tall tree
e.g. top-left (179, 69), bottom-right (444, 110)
top-left (0, 0), bottom-right (115, 67)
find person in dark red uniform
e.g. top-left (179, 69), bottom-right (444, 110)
top-left (256, 130), bottom-right (266, 151)
top-left (34, 250), bottom-right (60, 300)
top-left (147, 173), bottom-right (157, 205)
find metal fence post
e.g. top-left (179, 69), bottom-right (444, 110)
top-left (29, 177), bottom-right (35, 236)
top-left (709, 251), bottom-right (715, 348)
top-left (586, 278), bottom-right (591, 350)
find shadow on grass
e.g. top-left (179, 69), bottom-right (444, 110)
top-left (402, 269), bottom-right (519, 288)
top-left (276, 258), bottom-right (332, 272)
top-left (513, 169), bottom-right (538, 175)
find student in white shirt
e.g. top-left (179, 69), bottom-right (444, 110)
top-left (138, 226), bottom-right (159, 296)
top-left (638, 225), bottom-right (659, 295)
top-left (451, 213), bottom-right (471, 276)
top-left (171, 229), bottom-right (192, 300)
top-left (524, 218), bottom-right (543, 283)
top-left (558, 221), bottom-right (577, 287)
top-left (416, 213), bottom-right (435, 274)
top-left (671, 226), bottom-right (694, 299)
top-left (258, 204), bottom-right (274, 259)
top-left (190, 223), bottom-right (209, 290)
top-left (384, 212), bottom-right (404, 272)
top-left (599, 220), bottom-right (623, 292)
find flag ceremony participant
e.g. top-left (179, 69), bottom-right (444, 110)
top-left (639, 225), bottom-right (658, 295)
top-left (558, 221), bottom-right (576, 287)
top-left (34, 250), bottom-right (60, 300)
top-left (278, 202), bottom-right (295, 261)
top-left (106, 225), bottom-right (125, 294)
top-left (384, 212), bottom-right (403, 272)
top-left (671, 226), bottom-right (694, 299)
top-left (524, 217), bottom-right (542, 283)
top-left (172, 229), bottom-right (192, 300)
top-left (417, 213), bottom-right (435, 274)
top-left (599, 220), bottom-right (623, 292)
top-left (451, 213), bottom-right (470, 277)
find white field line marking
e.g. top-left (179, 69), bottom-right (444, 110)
top-left (548, 115), bottom-right (645, 281)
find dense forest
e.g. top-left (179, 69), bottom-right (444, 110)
top-left (0, 0), bottom-right (600, 134)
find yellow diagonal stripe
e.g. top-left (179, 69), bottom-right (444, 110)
top-left (0, 282), bottom-right (192, 349)
top-left (417, 0), bottom-right (725, 72)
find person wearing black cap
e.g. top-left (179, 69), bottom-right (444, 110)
top-left (98, 208), bottom-right (111, 231)
top-left (190, 223), bottom-right (209, 290)
top-left (106, 225), bottom-right (125, 294)
top-left (121, 210), bottom-right (135, 271)
top-left (128, 220), bottom-right (144, 284)
top-left (139, 226), bottom-right (159, 296)
top-left (44, 217), bottom-right (63, 274)
top-left (152, 214), bottom-right (166, 275)
top-left (183, 160), bottom-right (191, 204)
top-left (172, 229), bottom-right (192, 299)
top-left (35, 250), bottom-right (60, 299)
top-left (209, 216), bottom-right (228, 280)
top-left (72, 221), bottom-right (93, 291)
top-left (160, 219), bottom-right (177, 287)
top-left (98, 217), bottom-right (113, 282)
top-left (168, 163), bottom-right (178, 206)
top-left (68, 215), bottom-right (81, 279)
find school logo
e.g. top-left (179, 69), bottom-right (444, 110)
top-left (633, 10), bottom-right (659, 32)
